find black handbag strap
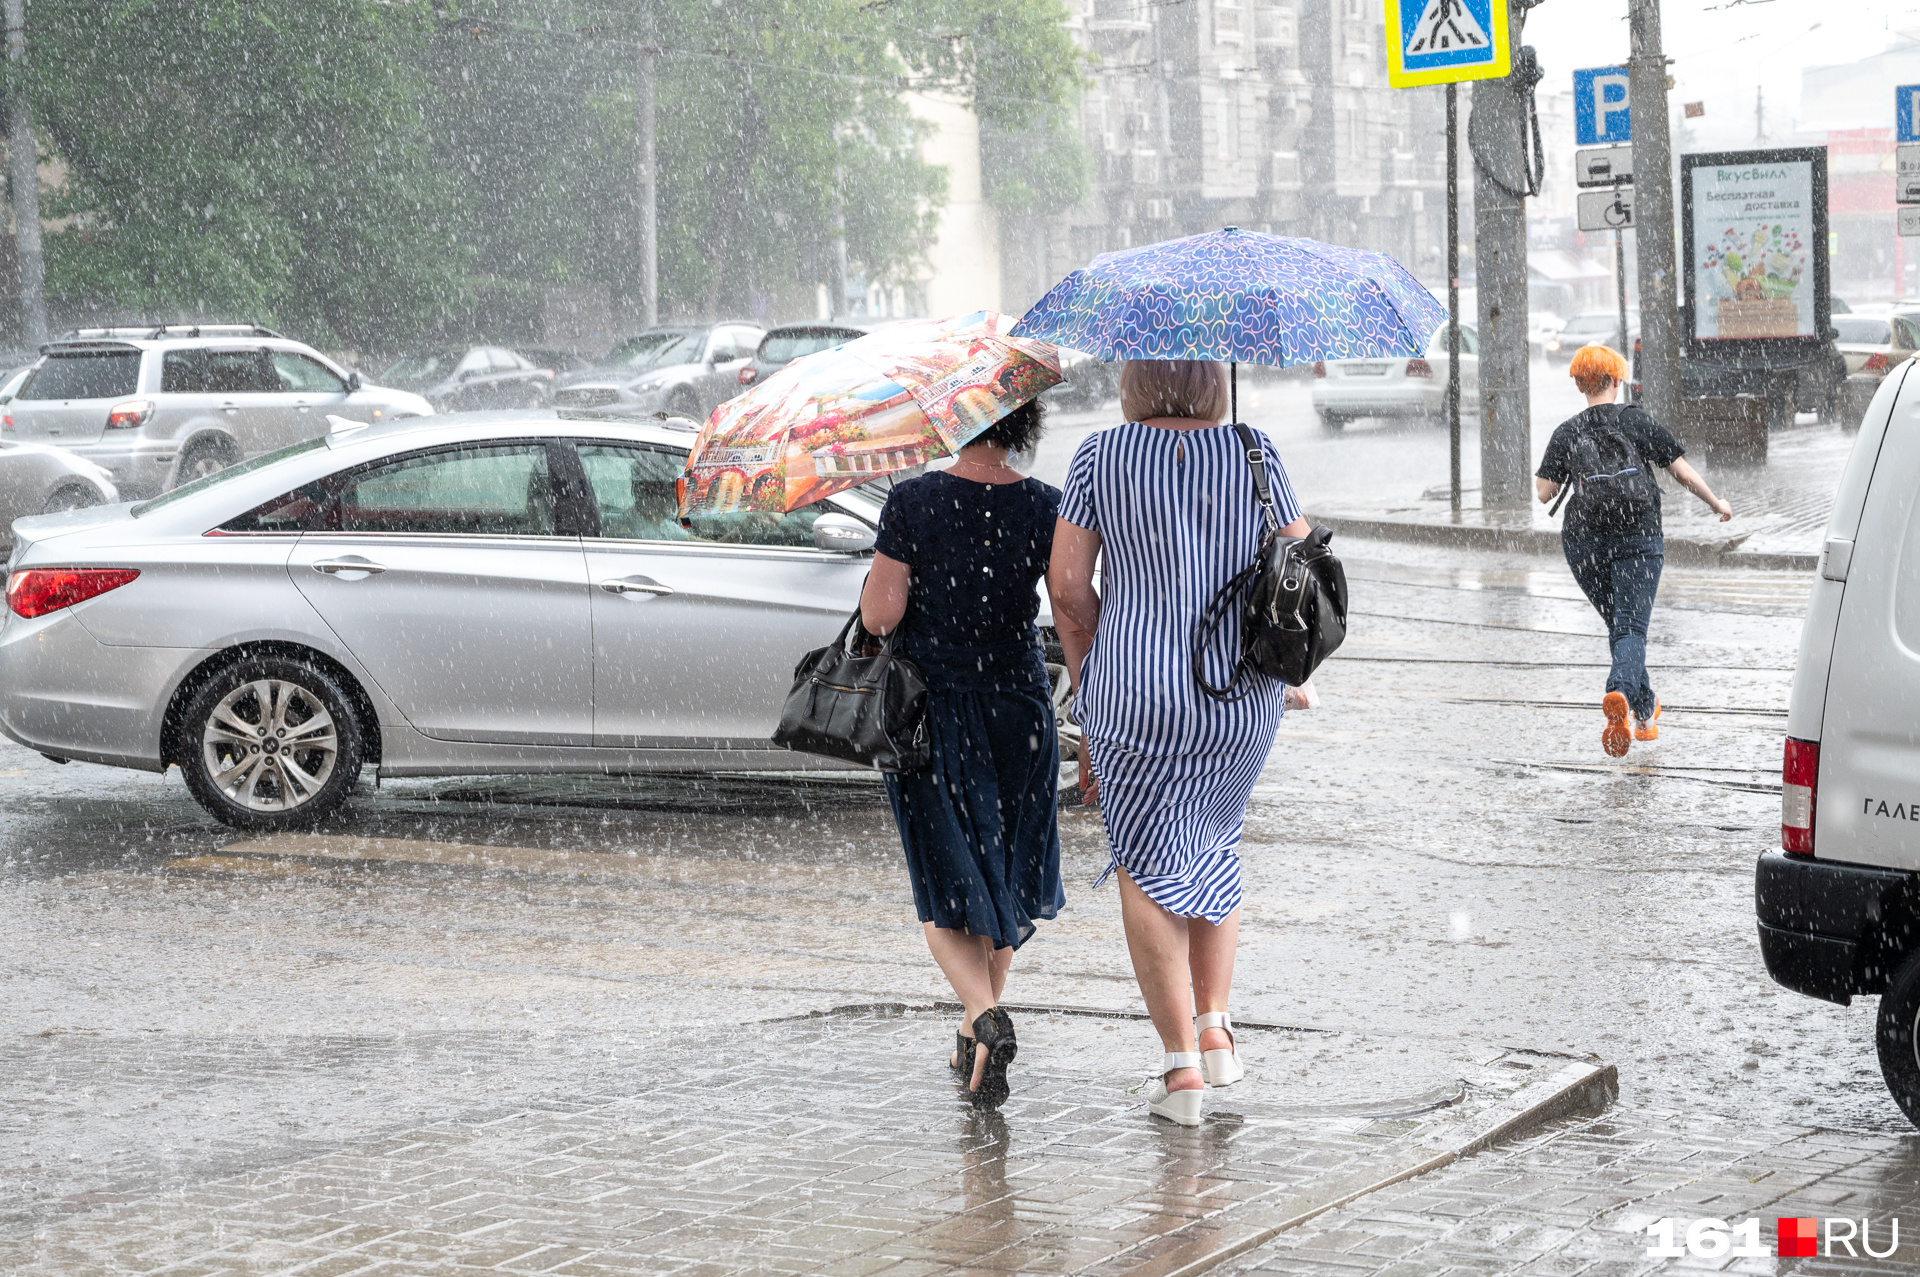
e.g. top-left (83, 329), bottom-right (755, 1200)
top-left (1191, 558), bottom-right (1263, 704)
top-left (1231, 422), bottom-right (1282, 534)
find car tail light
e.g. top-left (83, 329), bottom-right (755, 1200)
top-left (1312, 361), bottom-right (1326, 378)
top-left (1782, 736), bottom-right (1819, 854)
top-left (6, 568), bottom-right (140, 619)
top-left (105, 399), bottom-right (154, 430)
top-left (1405, 358), bottom-right (1433, 379)
top-left (1863, 352), bottom-right (1889, 373)
top-left (1, 412), bottom-right (12, 432)
top-left (738, 366), bottom-right (758, 386)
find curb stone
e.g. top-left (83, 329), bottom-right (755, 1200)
top-left (1308, 510), bottom-right (1814, 570)
top-left (1088, 1057), bottom-right (1621, 1277)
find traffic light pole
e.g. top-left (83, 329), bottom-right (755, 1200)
top-left (1447, 82), bottom-right (1461, 517)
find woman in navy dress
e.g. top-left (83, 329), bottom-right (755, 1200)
top-left (1048, 360), bottom-right (1308, 1127)
top-left (859, 397), bottom-right (1063, 1110)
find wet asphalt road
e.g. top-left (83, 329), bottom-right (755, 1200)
top-left (1, 386), bottom-right (1904, 1254)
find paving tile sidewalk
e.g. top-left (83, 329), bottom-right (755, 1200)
top-left (0, 1007), bottom-right (1607, 1276)
top-left (1220, 1105), bottom-right (1920, 1275)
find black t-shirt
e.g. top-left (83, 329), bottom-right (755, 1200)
top-left (1536, 404), bottom-right (1684, 541)
top-left (873, 470), bottom-right (1061, 690)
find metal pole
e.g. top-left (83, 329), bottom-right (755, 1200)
top-left (637, 46), bottom-right (658, 330)
top-left (1446, 82), bottom-right (1461, 517)
top-left (6, 0), bottom-right (45, 347)
top-left (828, 127), bottom-right (848, 320)
top-left (1627, 0), bottom-right (1680, 431)
top-left (1615, 225), bottom-right (1630, 404)
top-left (1469, 0), bottom-right (1533, 512)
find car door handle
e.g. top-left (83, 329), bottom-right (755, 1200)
top-left (312, 559), bottom-right (388, 575)
top-left (599, 576), bottom-right (673, 596)
top-left (221, 401), bottom-right (239, 413)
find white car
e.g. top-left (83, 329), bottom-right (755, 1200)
top-left (0, 411), bottom-right (1074, 830)
top-left (1761, 360), bottom-right (1920, 1126)
top-left (1311, 324), bottom-right (1479, 428)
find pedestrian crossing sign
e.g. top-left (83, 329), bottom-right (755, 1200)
top-left (1385, 0), bottom-right (1511, 89)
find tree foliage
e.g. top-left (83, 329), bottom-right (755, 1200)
top-left (17, 0), bottom-right (1085, 348)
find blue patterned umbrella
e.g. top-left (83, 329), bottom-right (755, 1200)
top-left (1010, 227), bottom-right (1446, 369)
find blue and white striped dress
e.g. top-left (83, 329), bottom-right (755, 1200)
top-left (1059, 421), bottom-right (1302, 924)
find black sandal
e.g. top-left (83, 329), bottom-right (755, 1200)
top-left (967, 1008), bottom-right (1017, 1109)
top-left (950, 1031), bottom-right (975, 1078)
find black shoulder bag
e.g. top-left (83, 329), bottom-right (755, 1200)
top-left (773, 607), bottom-right (930, 772)
top-left (1192, 424), bottom-right (1349, 701)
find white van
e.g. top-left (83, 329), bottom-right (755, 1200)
top-left (1760, 358), bottom-right (1920, 1126)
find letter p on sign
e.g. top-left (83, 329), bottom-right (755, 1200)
top-left (1575, 67), bottom-right (1633, 146)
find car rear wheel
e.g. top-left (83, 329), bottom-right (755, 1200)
top-left (1875, 948), bottom-right (1920, 1129)
top-left (180, 655), bottom-right (364, 830)
top-left (41, 483), bottom-right (103, 514)
top-left (177, 438), bottom-right (237, 486)
top-left (1318, 410), bottom-right (1346, 431)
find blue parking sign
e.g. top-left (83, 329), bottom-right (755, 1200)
top-left (1899, 85), bottom-right (1920, 144)
top-left (1574, 66), bottom-right (1632, 146)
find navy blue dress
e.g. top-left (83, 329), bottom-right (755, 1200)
top-left (874, 470), bottom-right (1064, 951)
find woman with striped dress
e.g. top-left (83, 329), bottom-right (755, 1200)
top-left (1048, 359), bottom-right (1307, 1127)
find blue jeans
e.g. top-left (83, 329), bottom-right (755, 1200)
top-left (1563, 535), bottom-right (1663, 722)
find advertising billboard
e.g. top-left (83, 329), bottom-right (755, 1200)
top-left (1681, 148), bottom-right (1828, 348)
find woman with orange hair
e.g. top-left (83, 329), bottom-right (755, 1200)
top-left (1536, 345), bottom-right (1731, 756)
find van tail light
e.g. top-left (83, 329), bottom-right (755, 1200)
top-left (1862, 352), bottom-right (1890, 373)
top-left (738, 366), bottom-right (758, 386)
top-left (7, 568), bottom-right (140, 619)
top-left (105, 399), bottom-right (154, 430)
top-left (1405, 358), bottom-right (1433, 379)
top-left (1312, 361), bottom-right (1326, 378)
top-left (1782, 736), bottom-right (1819, 854)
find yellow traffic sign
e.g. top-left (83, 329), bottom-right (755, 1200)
top-left (1385, 0), bottom-right (1512, 89)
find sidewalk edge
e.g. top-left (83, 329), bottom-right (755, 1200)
top-left (1309, 511), bottom-right (1813, 570)
top-left (1108, 1059), bottom-right (1619, 1277)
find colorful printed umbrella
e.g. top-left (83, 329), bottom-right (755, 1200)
top-left (1010, 227), bottom-right (1447, 368)
top-left (679, 311), bottom-right (1061, 517)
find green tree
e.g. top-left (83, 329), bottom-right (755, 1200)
top-left (26, 0), bottom-right (472, 349)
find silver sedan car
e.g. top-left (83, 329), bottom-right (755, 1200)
top-left (2, 412), bottom-right (1072, 829)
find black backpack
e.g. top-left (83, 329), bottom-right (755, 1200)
top-left (1550, 407), bottom-right (1662, 532)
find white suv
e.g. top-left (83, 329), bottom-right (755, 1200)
top-left (1760, 358), bottom-right (1920, 1126)
top-left (0, 325), bottom-right (432, 499)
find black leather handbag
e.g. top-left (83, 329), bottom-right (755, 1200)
top-left (773, 608), bottom-right (930, 772)
top-left (1192, 423), bottom-right (1349, 702)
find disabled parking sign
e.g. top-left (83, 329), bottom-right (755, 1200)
top-left (1385, 0), bottom-right (1511, 88)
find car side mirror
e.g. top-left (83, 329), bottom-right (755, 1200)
top-left (347, 371), bottom-right (362, 392)
top-left (812, 512), bottom-right (876, 554)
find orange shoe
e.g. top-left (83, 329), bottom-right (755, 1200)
top-left (1601, 692), bottom-right (1631, 757)
top-left (1635, 700), bottom-right (1662, 742)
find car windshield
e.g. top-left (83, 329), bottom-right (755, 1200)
top-left (605, 331), bottom-right (704, 372)
top-left (1833, 317), bottom-right (1891, 345)
top-left (761, 329), bottom-right (860, 364)
top-left (379, 352), bottom-right (463, 391)
top-left (1561, 315), bottom-right (1626, 336)
top-left (130, 437), bottom-right (330, 517)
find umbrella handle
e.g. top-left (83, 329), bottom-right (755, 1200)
top-left (1230, 361), bottom-right (1238, 425)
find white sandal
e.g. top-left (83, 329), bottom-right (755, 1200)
top-left (1147, 1052), bottom-right (1206, 1126)
top-left (1197, 1011), bottom-right (1244, 1087)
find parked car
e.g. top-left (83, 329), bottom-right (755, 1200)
top-left (1044, 346), bottom-right (1120, 411)
top-left (1528, 311), bottom-right (1566, 360)
top-left (0, 412), bottom-right (1074, 830)
top-left (1833, 314), bottom-right (1918, 425)
top-left (1759, 361), bottom-right (1920, 1127)
top-left (0, 440), bottom-right (118, 544)
top-left (552, 323), bottom-right (765, 420)
top-left (737, 323), bottom-right (869, 390)
top-left (377, 346), bottom-right (555, 413)
top-left (1, 325), bottom-right (431, 500)
top-left (1544, 311), bottom-right (1637, 363)
top-left (521, 347), bottom-right (598, 376)
top-left (1312, 324), bottom-right (1479, 428)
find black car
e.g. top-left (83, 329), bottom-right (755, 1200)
top-left (736, 323), bottom-right (874, 391)
top-left (378, 346), bottom-right (555, 412)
